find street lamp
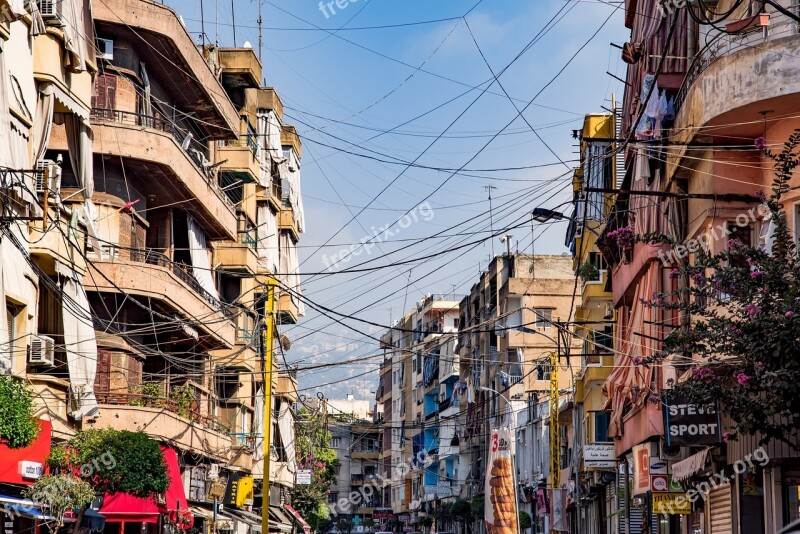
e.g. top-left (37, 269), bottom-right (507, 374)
top-left (531, 207), bottom-right (570, 223)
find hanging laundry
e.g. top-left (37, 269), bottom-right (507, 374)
top-left (635, 74), bottom-right (660, 140)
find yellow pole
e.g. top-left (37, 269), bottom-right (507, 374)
top-left (549, 350), bottom-right (560, 490)
top-left (262, 279), bottom-right (277, 534)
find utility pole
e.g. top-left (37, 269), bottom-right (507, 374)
top-left (261, 279), bottom-right (277, 534)
top-left (485, 186), bottom-right (497, 257)
top-left (258, 0), bottom-right (263, 67)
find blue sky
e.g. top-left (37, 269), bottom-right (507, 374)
top-left (165, 0), bottom-right (628, 399)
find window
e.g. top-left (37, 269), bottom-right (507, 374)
top-left (593, 412), bottom-right (611, 443)
top-left (595, 326), bottom-right (613, 355)
top-left (535, 309), bottom-right (553, 329)
top-left (331, 437), bottom-right (342, 449)
top-left (453, 318), bottom-right (461, 330)
top-left (536, 363), bottom-right (552, 381)
top-left (728, 222), bottom-right (753, 269)
top-left (329, 492), bottom-right (339, 504)
top-left (586, 252), bottom-right (606, 282)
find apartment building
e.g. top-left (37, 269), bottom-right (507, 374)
top-left (0, 1), bottom-right (304, 533)
top-left (454, 254), bottom-right (580, 534)
top-left (378, 295), bottom-right (462, 529)
top-left (328, 421), bottom-right (383, 528)
top-left (564, 112), bottom-right (618, 534)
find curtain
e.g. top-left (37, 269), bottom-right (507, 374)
top-left (252, 386), bottom-right (265, 478)
top-left (63, 276), bottom-right (99, 420)
top-left (33, 85), bottom-right (54, 163)
top-left (0, 245), bottom-right (8, 373)
top-left (186, 214), bottom-right (219, 300)
top-left (256, 111), bottom-right (270, 188)
top-left (64, 113), bottom-right (94, 198)
top-left (257, 204), bottom-right (279, 273)
top-left (5, 0), bottom-right (25, 18)
top-left (10, 116), bottom-right (39, 213)
top-left (280, 233), bottom-right (303, 316)
top-left (285, 150), bottom-right (305, 234)
top-left (139, 62), bottom-right (152, 118)
top-left (267, 112), bottom-right (282, 155)
top-left (61, 0), bottom-right (87, 71)
top-left (277, 400), bottom-right (297, 474)
top-left (0, 40), bottom-right (11, 169)
top-left (28, 0), bottom-right (45, 36)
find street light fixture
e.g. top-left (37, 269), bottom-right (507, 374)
top-left (531, 207), bottom-right (570, 223)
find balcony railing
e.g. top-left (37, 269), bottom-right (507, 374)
top-left (219, 135), bottom-right (260, 158)
top-left (129, 248), bottom-right (224, 312)
top-left (95, 390), bottom-right (219, 428)
top-left (90, 108), bottom-right (234, 209)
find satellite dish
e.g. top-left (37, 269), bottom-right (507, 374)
top-left (243, 41), bottom-right (253, 49)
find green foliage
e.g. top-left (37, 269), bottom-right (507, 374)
top-left (518, 511), bottom-right (532, 530)
top-left (0, 374), bottom-right (39, 448)
top-left (450, 499), bottom-right (472, 522)
top-left (576, 261), bottom-right (600, 280)
top-left (647, 130), bottom-right (800, 447)
top-left (291, 408), bottom-right (338, 530)
top-left (421, 516), bottom-right (434, 528)
top-left (23, 474), bottom-right (94, 533)
top-left (470, 496), bottom-right (484, 521)
top-left (169, 383), bottom-right (196, 419)
top-left (49, 429), bottom-right (168, 498)
top-left (128, 382), bottom-right (164, 408)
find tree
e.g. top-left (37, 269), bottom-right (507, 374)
top-left (291, 408), bottom-right (338, 531)
top-left (449, 499), bottom-right (473, 534)
top-left (48, 429), bottom-right (169, 533)
top-left (643, 130), bottom-right (800, 446)
top-left (518, 511), bottom-right (532, 531)
top-left (0, 374), bottom-right (39, 448)
top-left (23, 474), bottom-right (95, 533)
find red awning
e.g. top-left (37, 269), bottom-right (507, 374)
top-left (100, 493), bottom-right (160, 524)
top-left (100, 446), bottom-right (193, 528)
top-left (159, 445), bottom-right (193, 529)
top-left (0, 420), bottom-right (51, 486)
top-left (283, 504), bottom-right (311, 534)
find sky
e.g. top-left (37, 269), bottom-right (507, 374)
top-left (163, 0), bottom-right (629, 401)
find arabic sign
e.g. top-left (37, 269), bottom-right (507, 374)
top-left (485, 428), bottom-right (518, 534)
top-left (651, 493), bottom-right (691, 515)
top-left (584, 444), bottom-right (615, 468)
top-left (663, 394), bottom-right (721, 447)
top-left (296, 470), bottom-right (312, 485)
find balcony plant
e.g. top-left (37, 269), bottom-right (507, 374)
top-left (575, 260), bottom-right (600, 281)
top-left (169, 383), bottom-right (196, 419)
top-left (128, 382), bottom-right (164, 408)
top-left (0, 374), bottom-right (39, 449)
top-left (646, 129), bottom-right (800, 447)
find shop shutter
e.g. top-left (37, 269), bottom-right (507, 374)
top-left (709, 485), bottom-right (733, 533)
top-left (94, 350), bottom-right (111, 402)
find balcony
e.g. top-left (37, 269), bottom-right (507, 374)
top-left (281, 125), bottom-right (302, 158)
top-left (84, 398), bottom-right (237, 463)
top-left (247, 87), bottom-right (284, 122)
top-left (217, 136), bottom-right (263, 185)
top-left (278, 292), bottom-right (300, 325)
top-left (83, 109), bottom-right (237, 240)
top-left (270, 461), bottom-right (295, 487)
top-left (278, 207), bottom-right (301, 241)
top-left (214, 236), bottom-right (260, 275)
top-left (92, 0), bottom-right (238, 137)
top-left (274, 373), bottom-right (298, 403)
top-left (351, 450), bottom-right (381, 460)
top-left (85, 250), bottom-right (235, 348)
top-left (219, 48), bottom-right (262, 89)
top-left (674, 8), bottom-right (800, 145)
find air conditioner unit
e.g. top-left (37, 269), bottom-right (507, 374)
top-left (659, 438), bottom-right (689, 461)
top-left (28, 335), bottom-right (55, 366)
top-left (96, 38), bottom-right (114, 60)
top-left (38, 0), bottom-right (64, 23)
top-left (35, 159), bottom-right (60, 194)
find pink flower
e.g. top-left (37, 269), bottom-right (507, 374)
top-left (633, 356), bottom-right (643, 365)
top-left (691, 367), bottom-right (714, 380)
top-left (723, 432), bottom-right (732, 443)
top-left (786, 311), bottom-right (795, 318)
top-left (736, 373), bottom-right (751, 385)
top-left (743, 304), bottom-right (762, 320)
top-left (670, 268), bottom-right (680, 279)
top-left (755, 136), bottom-right (766, 150)
top-left (750, 270), bottom-right (764, 278)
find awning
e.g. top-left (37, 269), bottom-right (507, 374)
top-left (49, 82), bottom-right (90, 121)
top-left (0, 419), bottom-right (51, 485)
top-left (190, 506), bottom-right (214, 520)
top-left (159, 445), bottom-right (194, 529)
top-left (227, 509), bottom-right (265, 533)
top-left (0, 495), bottom-right (55, 521)
top-left (283, 504), bottom-right (311, 534)
top-left (99, 493), bottom-right (159, 523)
top-left (672, 448), bottom-right (710, 482)
top-left (269, 506), bottom-right (294, 533)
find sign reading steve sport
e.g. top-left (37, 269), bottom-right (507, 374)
top-left (485, 428), bottom-right (519, 534)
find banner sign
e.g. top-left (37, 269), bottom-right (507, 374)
top-left (485, 428), bottom-right (518, 534)
top-left (652, 493), bottom-right (691, 515)
top-left (663, 394), bottom-right (721, 447)
top-left (584, 444), bottom-right (615, 468)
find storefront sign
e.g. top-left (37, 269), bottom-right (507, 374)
top-left (18, 461), bottom-right (43, 480)
top-left (484, 428), bottom-right (518, 534)
top-left (296, 470), bottom-right (312, 485)
top-left (663, 395), bottom-right (721, 447)
top-left (235, 476), bottom-right (254, 507)
top-left (222, 473), bottom-right (241, 506)
top-left (374, 508), bottom-right (394, 518)
top-left (632, 444), bottom-right (652, 496)
top-left (651, 493), bottom-right (691, 515)
top-left (584, 444), bottom-right (616, 468)
top-left (651, 474), bottom-right (669, 492)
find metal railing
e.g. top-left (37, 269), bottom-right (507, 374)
top-left (95, 390), bottom-right (221, 429)
top-left (90, 108), bottom-right (234, 210)
top-left (129, 248), bottom-right (224, 311)
top-left (218, 135), bottom-right (260, 158)
top-left (676, 9), bottom-right (800, 112)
